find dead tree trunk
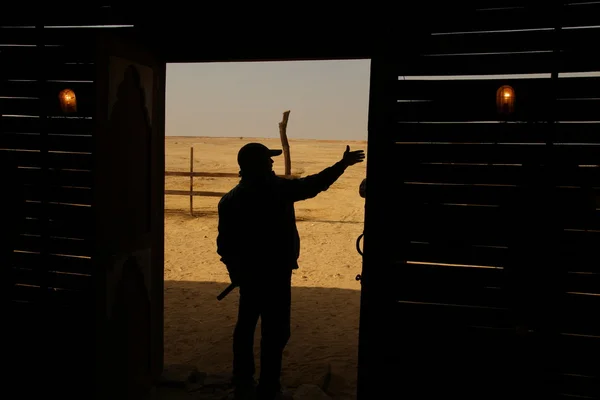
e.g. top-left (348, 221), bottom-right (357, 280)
top-left (279, 110), bottom-right (292, 176)
top-left (189, 146), bottom-right (194, 216)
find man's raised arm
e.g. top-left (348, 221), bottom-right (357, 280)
top-left (279, 145), bottom-right (365, 202)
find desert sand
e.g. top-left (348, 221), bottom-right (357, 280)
top-left (164, 137), bottom-right (368, 399)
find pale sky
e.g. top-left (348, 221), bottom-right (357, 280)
top-left (165, 60), bottom-right (371, 141)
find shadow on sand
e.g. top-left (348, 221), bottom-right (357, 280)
top-left (164, 280), bottom-right (361, 399)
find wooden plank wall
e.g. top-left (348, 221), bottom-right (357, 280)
top-left (0, 6), bottom-right (134, 398)
top-left (360, 2), bottom-right (599, 399)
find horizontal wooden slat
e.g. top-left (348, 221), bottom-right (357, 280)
top-left (562, 2), bottom-right (600, 28)
top-left (0, 150), bottom-right (40, 166)
top-left (394, 262), bottom-right (507, 308)
top-left (387, 321), bottom-right (519, 398)
top-left (396, 97), bottom-right (599, 122)
top-left (401, 183), bottom-right (598, 209)
top-left (0, 133), bottom-right (40, 150)
top-left (556, 98), bottom-right (600, 121)
top-left (560, 293), bottom-right (600, 336)
top-left (397, 77), bottom-right (600, 103)
top-left (553, 372), bottom-right (600, 399)
top-left (400, 163), bottom-right (600, 187)
top-left (559, 50), bottom-right (600, 74)
top-left (0, 27), bottom-right (38, 46)
top-left (14, 234), bottom-right (91, 257)
top-left (399, 163), bottom-right (526, 185)
top-left (0, 133), bottom-right (93, 152)
top-left (22, 201), bottom-right (92, 221)
top-left (394, 143), bottom-right (600, 164)
top-left (556, 77), bottom-right (600, 100)
top-left (564, 271), bottom-right (600, 295)
top-left (0, 92), bottom-right (94, 118)
top-left (402, 182), bottom-right (518, 206)
top-left (398, 51), bottom-right (557, 76)
top-left (165, 171), bottom-right (239, 178)
top-left (0, 79), bottom-right (93, 100)
top-left (427, 6), bottom-right (554, 34)
top-left (12, 252), bottom-right (92, 274)
top-left (422, 26), bottom-right (600, 57)
top-left (395, 299), bottom-right (512, 329)
top-left (396, 77), bottom-right (551, 101)
top-left (22, 184), bottom-right (92, 205)
top-left (559, 210), bottom-right (600, 231)
top-left (0, 26), bottom-right (135, 46)
top-left (1, 63), bottom-right (94, 84)
top-left (395, 204), bottom-right (509, 246)
top-left (423, 29), bottom-right (554, 56)
top-left (395, 100), bottom-right (549, 123)
top-left (560, 230), bottom-right (600, 273)
top-left (398, 50), bottom-right (599, 77)
top-left (397, 26), bottom-right (600, 75)
top-left (164, 189), bottom-right (225, 197)
top-left (398, 230), bottom-right (599, 274)
top-left (395, 143), bottom-right (544, 164)
top-left (18, 167), bottom-right (92, 187)
top-left (0, 150), bottom-right (92, 170)
top-left (390, 202), bottom-right (600, 246)
top-left (0, 6), bottom-right (134, 27)
top-left (0, 27), bottom-right (37, 46)
top-left (10, 282), bottom-right (91, 306)
top-left (405, 241), bottom-right (509, 267)
top-left (555, 334), bottom-right (600, 377)
top-left (0, 42), bottom-right (94, 58)
top-left (11, 267), bottom-right (92, 291)
top-left (0, 98), bottom-right (40, 116)
top-left (395, 122), bottom-right (600, 144)
top-left (1, 50), bottom-right (95, 82)
top-left (20, 217), bottom-right (92, 240)
top-left (48, 134), bottom-right (93, 152)
top-left (1, 116), bottom-right (93, 135)
top-left (47, 151), bottom-right (93, 170)
top-left (165, 171), bottom-right (297, 178)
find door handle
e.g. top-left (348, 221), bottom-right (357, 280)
top-left (355, 233), bottom-right (364, 284)
top-left (356, 232), bottom-right (364, 256)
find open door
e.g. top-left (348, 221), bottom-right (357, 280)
top-left (358, 5), bottom-right (600, 399)
top-left (93, 31), bottom-right (166, 399)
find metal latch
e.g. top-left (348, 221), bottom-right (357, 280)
top-left (355, 232), bottom-right (364, 284)
top-left (356, 232), bottom-right (364, 256)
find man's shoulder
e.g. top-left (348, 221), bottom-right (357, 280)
top-left (271, 175), bottom-right (289, 185)
top-left (218, 185), bottom-right (241, 206)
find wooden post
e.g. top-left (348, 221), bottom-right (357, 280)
top-left (279, 110), bottom-right (291, 176)
top-left (190, 146), bottom-right (194, 216)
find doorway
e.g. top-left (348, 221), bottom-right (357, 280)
top-left (162, 60), bottom-right (370, 399)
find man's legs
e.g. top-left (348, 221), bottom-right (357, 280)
top-left (233, 284), bottom-right (261, 387)
top-left (256, 271), bottom-right (292, 399)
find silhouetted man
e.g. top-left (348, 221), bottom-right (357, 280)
top-left (217, 142), bottom-right (365, 400)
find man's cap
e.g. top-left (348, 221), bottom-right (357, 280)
top-left (237, 142), bottom-right (282, 169)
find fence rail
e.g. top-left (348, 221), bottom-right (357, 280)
top-left (164, 189), bottom-right (227, 197)
top-left (166, 112), bottom-right (295, 214)
top-left (165, 144), bottom-right (298, 215)
top-left (165, 171), bottom-right (239, 178)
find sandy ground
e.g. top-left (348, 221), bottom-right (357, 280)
top-left (164, 137), bottom-right (368, 399)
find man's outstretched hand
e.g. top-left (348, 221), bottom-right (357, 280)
top-left (342, 145), bottom-right (365, 167)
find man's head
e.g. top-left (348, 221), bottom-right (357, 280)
top-left (237, 142), bottom-right (282, 176)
